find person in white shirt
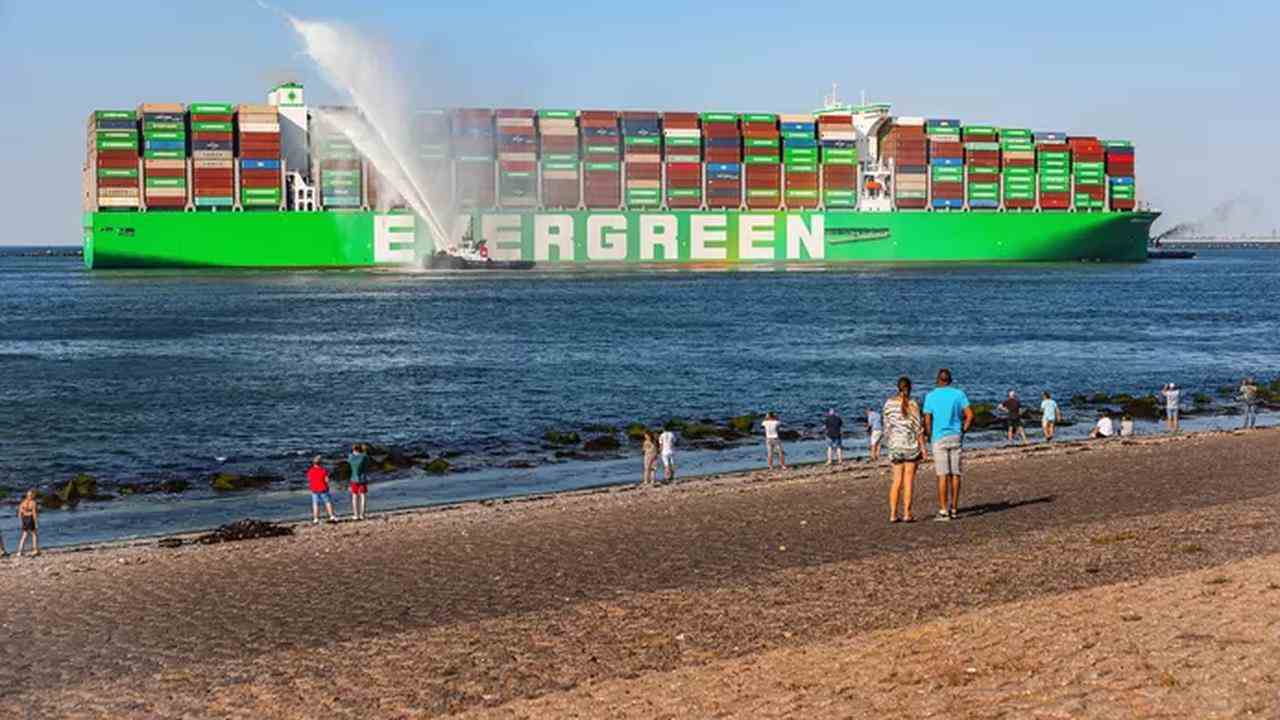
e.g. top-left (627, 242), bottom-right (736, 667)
top-left (1161, 383), bottom-right (1181, 432)
top-left (1089, 412), bottom-right (1116, 439)
top-left (866, 408), bottom-right (883, 460)
top-left (761, 412), bottom-right (787, 470)
top-left (1120, 414), bottom-right (1135, 437)
top-left (658, 429), bottom-right (677, 483)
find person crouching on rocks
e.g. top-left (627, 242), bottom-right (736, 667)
top-left (348, 444), bottom-right (369, 520)
top-left (17, 489), bottom-right (39, 557)
top-left (307, 456), bottom-right (339, 525)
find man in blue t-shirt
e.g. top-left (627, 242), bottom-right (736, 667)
top-left (922, 368), bottom-right (974, 521)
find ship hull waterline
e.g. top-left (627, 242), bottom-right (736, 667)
top-left (83, 209), bottom-right (1158, 269)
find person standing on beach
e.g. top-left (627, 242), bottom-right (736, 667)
top-left (1040, 391), bottom-right (1060, 442)
top-left (867, 408), bottom-right (883, 461)
top-left (923, 369), bottom-right (973, 521)
top-left (762, 412), bottom-right (787, 471)
top-left (884, 377), bottom-right (928, 523)
top-left (658, 428), bottom-right (677, 483)
top-left (641, 430), bottom-right (660, 485)
top-left (1239, 377), bottom-right (1260, 429)
top-left (347, 444), bottom-right (369, 520)
top-left (307, 456), bottom-right (339, 525)
top-left (1161, 383), bottom-right (1182, 432)
top-left (823, 409), bottom-right (845, 465)
top-left (17, 490), bottom-right (39, 557)
top-left (998, 390), bottom-right (1029, 445)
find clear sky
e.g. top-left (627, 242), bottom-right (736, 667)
top-left (2, 1), bottom-right (1277, 244)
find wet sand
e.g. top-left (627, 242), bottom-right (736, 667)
top-left (2, 428), bottom-right (1279, 718)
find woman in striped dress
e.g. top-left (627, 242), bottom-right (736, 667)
top-left (883, 376), bottom-right (929, 523)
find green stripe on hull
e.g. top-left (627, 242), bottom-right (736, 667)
top-left (84, 211), bottom-right (378, 269)
top-left (472, 210), bottom-right (1155, 263)
top-left (84, 209), bottom-right (1157, 268)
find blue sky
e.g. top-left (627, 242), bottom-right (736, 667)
top-left (1, 0), bottom-right (1277, 244)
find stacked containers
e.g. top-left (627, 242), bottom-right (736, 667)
top-left (1069, 136), bottom-right (1106, 210)
top-left (537, 110), bottom-right (580, 209)
top-left (88, 110), bottom-right (141, 210)
top-left (496, 109), bottom-right (537, 207)
top-left (313, 115), bottom-right (362, 209)
top-left (702, 113), bottom-right (742, 209)
top-left (1105, 140), bottom-right (1136, 210)
top-left (622, 111), bottom-right (662, 208)
top-left (780, 113), bottom-right (818, 209)
top-left (581, 111), bottom-right (621, 208)
top-left (1035, 132), bottom-right (1071, 210)
top-left (818, 113), bottom-right (858, 208)
top-left (999, 128), bottom-right (1036, 209)
top-left (138, 104), bottom-right (186, 210)
top-left (451, 109), bottom-right (496, 209)
top-left (962, 125), bottom-right (1000, 210)
top-left (415, 109), bottom-right (453, 209)
top-left (237, 104), bottom-right (282, 210)
top-left (926, 119), bottom-right (963, 210)
top-left (880, 118), bottom-right (926, 209)
top-left (189, 103), bottom-right (236, 209)
top-left (662, 112), bottom-right (702, 209)
top-left (742, 114), bottom-right (781, 210)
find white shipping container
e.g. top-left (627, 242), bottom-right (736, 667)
top-left (496, 118), bottom-right (535, 128)
top-left (543, 170), bottom-right (579, 181)
top-left (780, 113), bottom-right (815, 123)
top-left (237, 104), bottom-right (277, 115)
top-left (626, 179), bottom-right (660, 189)
top-left (98, 187), bottom-right (141, 198)
top-left (192, 150), bottom-right (234, 161)
top-left (662, 129), bottom-right (701, 138)
top-left (145, 188), bottom-right (187, 198)
top-left (97, 196), bottom-right (141, 207)
top-left (895, 116), bottom-right (926, 126)
top-left (193, 159), bottom-right (234, 169)
top-left (498, 152), bottom-right (537, 162)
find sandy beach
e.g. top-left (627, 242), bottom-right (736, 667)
top-left (2, 428), bottom-right (1279, 718)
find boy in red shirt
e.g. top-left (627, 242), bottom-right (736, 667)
top-left (307, 456), bottom-right (338, 524)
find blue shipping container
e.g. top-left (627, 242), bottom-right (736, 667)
top-left (926, 119), bottom-right (961, 128)
top-left (819, 139), bottom-right (855, 149)
top-left (144, 140), bottom-right (184, 151)
top-left (930, 157), bottom-right (963, 167)
top-left (1109, 176), bottom-right (1135, 185)
top-left (780, 122), bottom-right (816, 132)
top-left (241, 159), bottom-right (281, 170)
top-left (932, 199), bottom-right (964, 209)
top-left (783, 137), bottom-right (817, 148)
top-left (968, 199), bottom-right (1000, 209)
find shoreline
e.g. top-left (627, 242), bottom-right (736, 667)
top-left (10, 423), bottom-right (1269, 559)
top-left (2, 426), bottom-right (1279, 717)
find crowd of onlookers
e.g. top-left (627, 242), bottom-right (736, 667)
top-left (1, 378), bottom-right (1266, 555)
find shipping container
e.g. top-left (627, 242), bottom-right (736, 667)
top-left (581, 110), bottom-right (621, 208)
top-left (537, 109), bottom-right (580, 209)
top-left (452, 108), bottom-right (496, 209)
top-left (189, 103), bottom-right (235, 208)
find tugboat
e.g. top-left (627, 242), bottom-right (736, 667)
top-left (425, 222), bottom-right (535, 270)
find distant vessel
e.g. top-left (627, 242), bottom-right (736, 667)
top-left (82, 83), bottom-right (1157, 269)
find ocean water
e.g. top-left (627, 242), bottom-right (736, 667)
top-left (1, 249), bottom-right (1277, 547)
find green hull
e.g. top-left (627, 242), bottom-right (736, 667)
top-left (84, 209), bottom-right (1156, 268)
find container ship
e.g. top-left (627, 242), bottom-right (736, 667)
top-left (82, 83), bottom-right (1157, 269)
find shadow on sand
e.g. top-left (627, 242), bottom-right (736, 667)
top-left (963, 495), bottom-right (1056, 517)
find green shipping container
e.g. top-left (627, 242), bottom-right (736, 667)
top-left (782, 131), bottom-right (815, 140)
top-left (742, 113), bottom-right (778, 123)
top-left (747, 189), bottom-right (780, 198)
top-left (666, 189), bottom-right (701, 198)
top-left (586, 161), bottom-right (620, 171)
top-left (144, 149), bottom-right (184, 160)
top-left (144, 131), bottom-right (184, 142)
top-left (785, 189), bottom-right (818, 199)
top-left (98, 168), bottom-right (139, 178)
top-left (95, 110), bottom-right (137, 121)
top-left (191, 121), bottom-right (233, 132)
top-left (624, 136), bottom-right (659, 146)
top-left (745, 138), bottom-right (778, 148)
top-left (541, 161), bottom-right (579, 172)
top-left (96, 139), bottom-right (137, 151)
top-left (700, 112), bottom-right (738, 123)
top-left (189, 103), bottom-right (235, 114)
top-left (744, 155), bottom-right (780, 164)
top-left (785, 163), bottom-right (818, 173)
top-left (145, 177), bottom-right (186, 188)
top-left (538, 109), bottom-right (576, 119)
top-left (665, 137), bottom-right (700, 147)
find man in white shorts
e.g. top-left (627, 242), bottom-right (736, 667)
top-left (762, 412), bottom-right (787, 470)
top-left (658, 428), bottom-right (677, 482)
